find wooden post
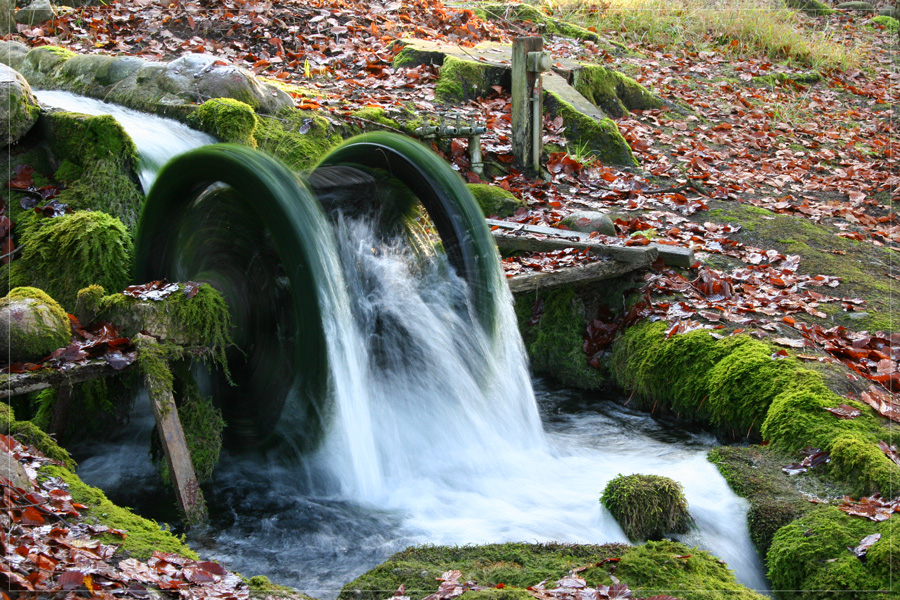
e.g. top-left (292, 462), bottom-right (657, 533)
top-left (48, 384), bottom-right (72, 438)
top-left (511, 36), bottom-right (544, 174)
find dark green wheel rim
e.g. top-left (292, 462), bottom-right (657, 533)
top-left (135, 144), bottom-right (332, 450)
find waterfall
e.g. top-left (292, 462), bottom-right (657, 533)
top-left (41, 91), bottom-right (768, 595)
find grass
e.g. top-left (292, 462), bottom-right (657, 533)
top-left (542, 0), bottom-right (860, 70)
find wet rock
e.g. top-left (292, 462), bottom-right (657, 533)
top-left (0, 447), bottom-right (32, 490)
top-left (0, 62), bottom-right (40, 145)
top-left (14, 0), bottom-right (53, 25)
top-left (0, 40), bottom-right (33, 71)
top-left (559, 210), bottom-right (616, 236)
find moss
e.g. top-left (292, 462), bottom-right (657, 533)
top-left (870, 15), bottom-right (899, 30)
top-left (785, 0), bottom-right (836, 15)
top-left (8, 211), bottom-right (133, 311)
top-left (467, 184), bottom-right (525, 217)
top-left (75, 284), bottom-right (106, 324)
top-left (615, 540), bottom-right (765, 600)
top-left (38, 464), bottom-right (197, 560)
top-left (435, 56), bottom-right (501, 103)
top-left (601, 474), bottom-right (692, 541)
top-left (0, 402), bottom-right (75, 469)
top-left (189, 98), bottom-right (258, 147)
top-left (254, 107), bottom-right (343, 171)
top-left (517, 289), bottom-right (606, 390)
top-left (44, 112), bottom-right (143, 228)
top-left (828, 433), bottom-right (897, 497)
top-left (767, 505), bottom-right (896, 598)
top-left (0, 286), bottom-right (71, 362)
top-left (542, 92), bottom-right (636, 166)
top-left (474, 3), bottom-right (606, 44)
top-left (351, 106), bottom-right (401, 130)
top-left (572, 65), bottom-right (663, 119)
top-left (708, 446), bottom-right (814, 555)
top-left (752, 71), bottom-right (823, 87)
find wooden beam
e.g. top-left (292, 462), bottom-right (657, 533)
top-left (0, 360), bottom-right (136, 399)
top-left (506, 258), bottom-right (643, 293)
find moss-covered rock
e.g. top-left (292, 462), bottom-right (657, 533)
top-left (785, 0), bottom-right (836, 16)
top-left (435, 55), bottom-right (508, 104)
top-left (0, 402), bottom-right (74, 468)
top-left (350, 106), bottom-right (402, 130)
top-left (467, 184), bottom-right (525, 217)
top-left (189, 97), bottom-right (258, 146)
top-left (516, 288), bottom-right (605, 389)
top-left (340, 541), bottom-right (764, 600)
top-left (254, 107), bottom-right (343, 171)
top-left (601, 473), bottom-right (692, 541)
top-left (0, 287), bottom-right (70, 362)
top-left (1, 63), bottom-right (40, 145)
top-left (870, 14), bottom-right (899, 30)
top-left (542, 91), bottom-right (636, 166)
top-left (571, 65), bottom-right (663, 118)
top-left (767, 505), bottom-right (896, 598)
top-left (43, 111), bottom-right (144, 228)
top-left (7, 211), bottom-right (133, 311)
top-left (558, 211), bottom-right (615, 236)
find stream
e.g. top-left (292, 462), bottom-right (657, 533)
top-left (41, 90), bottom-right (770, 598)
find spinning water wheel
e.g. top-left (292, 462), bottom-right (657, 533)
top-left (134, 133), bottom-right (500, 450)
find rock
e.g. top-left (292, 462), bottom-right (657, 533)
top-left (467, 183), bottom-right (525, 217)
top-left (14, 0), bottom-right (54, 25)
top-left (835, 1), bottom-right (876, 13)
top-left (558, 211), bottom-right (616, 236)
top-left (878, 6), bottom-right (899, 18)
top-left (785, 0), bottom-right (836, 15)
top-left (0, 288), bottom-right (71, 363)
top-left (0, 447), bottom-right (32, 490)
top-left (601, 473), bottom-right (693, 541)
top-left (0, 0), bottom-right (14, 35)
top-left (0, 62), bottom-right (40, 145)
top-left (0, 40), bottom-right (30, 70)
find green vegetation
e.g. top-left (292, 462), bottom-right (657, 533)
top-left (39, 464), bottom-right (197, 560)
top-left (601, 474), bottom-right (692, 541)
top-left (163, 365), bottom-right (225, 484)
top-left (351, 106), bottom-right (402, 130)
top-left (767, 505), bottom-right (897, 598)
top-left (516, 288), bottom-right (606, 389)
top-left (189, 98), bottom-right (259, 147)
top-left (870, 15), bottom-right (899, 30)
top-left (435, 56), bottom-right (498, 103)
top-left (467, 184), bottom-right (525, 217)
top-left (542, 92), bottom-right (636, 166)
top-left (0, 402), bottom-right (75, 468)
top-left (0, 287), bottom-right (71, 362)
top-left (474, 3), bottom-right (610, 46)
top-left (254, 107), bottom-right (344, 171)
top-left (571, 65), bottom-right (663, 118)
top-left (545, 0), bottom-right (856, 69)
top-left (7, 211), bottom-right (133, 311)
top-left (340, 541), bottom-right (764, 600)
top-left (45, 111), bottom-right (144, 229)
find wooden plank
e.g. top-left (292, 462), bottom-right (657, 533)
top-left (506, 259), bottom-right (643, 294)
top-left (488, 218), bottom-right (694, 268)
top-left (0, 360), bottom-right (136, 399)
top-left (511, 37), bottom-right (543, 173)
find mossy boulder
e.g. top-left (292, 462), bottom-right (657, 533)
top-left (43, 111), bottom-right (144, 228)
top-left (467, 184), bottom-right (525, 217)
top-left (0, 287), bottom-right (70, 362)
top-left (601, 473), bottom-right (692, 541)
top-left (7, 211), bottom-right (133, 311)
top-left (1, 63), bottom-right (40, 145)
top-left (189, 97), bottom-right (258, 147)
top-left (435, 55), bottom-right (509, 103)
top-left (570, 65), bottom-right (663, 119)
top-left (785, 0), bottom-right (837, 16)
top-left (515, 288), bottom-right (605, 389)
top-left (542, 90), bottom-right (636, 166)
top-left (871, 15), bottom-right (899, 30)
top-left (340, 541), bottom-right (764, 600)
top-left (558, 211), bottom-right (615, 236)
top-left (767, 505), bottom-right (897, 598)
top-left (254, 106), bottom-right (344, 171)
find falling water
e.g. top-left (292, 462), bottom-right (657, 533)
top-left (50, 92), bottom-right (768, 597)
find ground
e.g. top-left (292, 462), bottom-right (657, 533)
top-left (1, 0), bottom-right (898, 598)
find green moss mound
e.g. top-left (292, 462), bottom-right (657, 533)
top-left (190, 98), bottom-right (258, 147)
top-left (0, 286), bottom-right (71, 362)
top-left (38, 464), bottom-right (196, 560)
top-left (0, 402), bottom-right (75, 469)
top-left (45, 111), bottom-right (144, 229)
top-left (572, 65), bottom-right (663, 118)
top-left (351, 106), bottom-right (402, 130)
top-left (785, 0), bottom-right (836, 15)
top-left (543, 92), bottom-right (636, 166)
top-left (767, 505), bottom-right (897, 598)
top-left (871, 15), bottom-right (899, 30)
top-left (435, 56), bottom-right (498, 103)
top-left (516, 289), bottom-right (605, 389)
top-left (467, 184), bottom-right (525, 217)
top-left (254, 107), bottom-right (343, 171)
top-left (601, 474), bottom-right (692, 541)
top-left (8, 211), bottom-right (133, 311)
top-left (340, 541), bottom-right (764, 600)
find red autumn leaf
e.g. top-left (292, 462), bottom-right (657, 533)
top-left (57, 571), bottom-right (84, 591)
top-left (823, 404), bottom-right (861, 420)
top-left (20, 506), bottom-right (45, 525)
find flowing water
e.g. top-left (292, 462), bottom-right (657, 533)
top-left (45, 91), bottom-right (769, 597)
